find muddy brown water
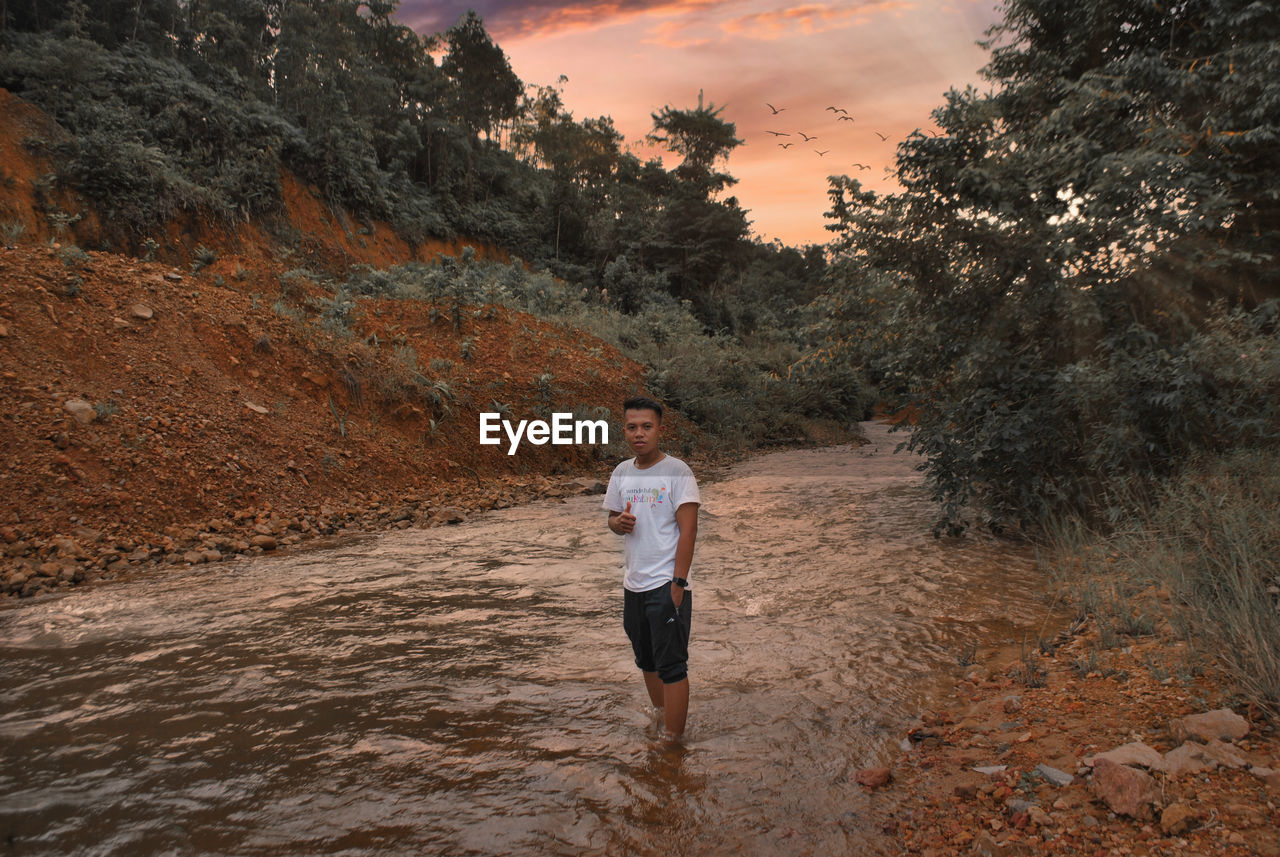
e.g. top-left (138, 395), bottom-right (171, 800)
top-left (1, 422), bottom-right (1051, 856)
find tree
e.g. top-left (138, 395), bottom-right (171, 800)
top-left (440, 10), bottom-right (521, 143)
top-left (823, 0), bottom-right (1280, 533)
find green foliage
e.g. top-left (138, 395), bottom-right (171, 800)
top-left (822, 0), bottom-right (1280, 533)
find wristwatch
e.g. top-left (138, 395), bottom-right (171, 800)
top-left (672, 577), bottom-right (689, 588)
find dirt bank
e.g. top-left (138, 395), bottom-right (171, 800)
top-left (869, 612), bottom-right (1280, 856)
top-left (0, 240), bottom-right (673, 599)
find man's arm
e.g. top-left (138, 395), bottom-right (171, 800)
top-left (671, 502), bottom-right (698, 606)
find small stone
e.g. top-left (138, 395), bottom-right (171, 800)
top-left (1091, 758), bottom-right (1160, 820)
top-left (244, 401), bottom-right (269, 415)
top-left (1033, 763), bottom-right (1074, 787)
top-left (1006, 798), bottom-right (1036, 816)
top-left (64, 399), bottom-right (97, 424)
top-left (50, 537), bottom-right (89, 560)
top-left (1173, 708), bottom-right (1250, 743)
top-left (201, 549), bottom-right (222, 563)
top-left (164, 272), bottom-right (183, 282)
top-left (183, 550), bottom-right (205, 564)
top-left (249, 535), bottom-right (276, 550)
top-left (973, 765), bottom-right (1007, 776)
top-left (854, 767), bottom-right (892, 788)
top-left (1003, 694), bottom-right (1022, 714)
top-left (58, 566), bottom-right (77, 583)
top-left (0, 526), bottom-right (17, 544)
top-left (129, 303), bottom-right (154, 320)
top-left (1027, 805), bottom-right (1053, 828)
top-left (1160, 802), bottom-right (1196, 835)
top-left (0, 322), bottom-right (8, 337)
top-left (38, 562), bottom-right (61, 578)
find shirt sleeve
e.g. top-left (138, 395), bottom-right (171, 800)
top-left (603, 466), bottom-right (623, 513)
top-left (671, 467), bottom-right (701, 509)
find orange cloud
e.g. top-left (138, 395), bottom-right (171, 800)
top-left (493, 0), bottom-right (728, 41)
top-left (721, 0), bottom-right (914, 40)
top-left (644, 18), bottom-right (717, 48)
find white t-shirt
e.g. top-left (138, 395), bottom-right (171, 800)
top-left (603, 454), bottom-right (701, 592)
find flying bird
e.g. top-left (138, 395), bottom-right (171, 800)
top-left (778, 142), bottom-right (794, 149)
top-left (765, 130), bottom-right (790, 137)
top-left (838, 115), bottom-right (855, 122)
top-left (874, 131), bottom-right (888, 141)
top-left (766, 102), bottom-right (786, 114)
top-left (850, 162), bottom-right (871, 170)
top-left (814, 149), bottom-right (829, 157)
top-left (827, 106), bottom-right (849, 115)
top-left (798, 131), bottom-right (816, 141)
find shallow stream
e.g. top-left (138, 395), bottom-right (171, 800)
top-left (1, 422), bottom-right (1049, 855)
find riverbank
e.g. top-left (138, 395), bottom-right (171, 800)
top-left (870, 606), bottom-right (1280, 856)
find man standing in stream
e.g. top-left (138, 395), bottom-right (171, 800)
top-left (604, 396), bottom-right (701, 739)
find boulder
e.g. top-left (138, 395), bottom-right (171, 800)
top-left (129, 303), bottom-right (154, 320)
top-left (1091, 758), bottom-right (1160, 819)
top-left (1173, 709), bottom-right (1249, 743)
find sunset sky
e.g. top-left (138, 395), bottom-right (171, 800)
top-left (395, 0), bottom-right (1005, 246)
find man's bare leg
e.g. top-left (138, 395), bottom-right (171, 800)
top-left (663, 678), bottom-right (689, 738)
top-left (642, 670), bottom-right (665, 709)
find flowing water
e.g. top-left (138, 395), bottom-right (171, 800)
top-left (1, 422), bottom-right (1052, 856)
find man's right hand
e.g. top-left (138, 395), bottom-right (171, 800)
top-left (611, 501), bottom-right (636, 534)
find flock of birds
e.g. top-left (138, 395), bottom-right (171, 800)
top-left (760, 101), bottom-right (940, 174)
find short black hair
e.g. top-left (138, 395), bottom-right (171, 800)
top-left (622, 396), bottom-right (663, 420)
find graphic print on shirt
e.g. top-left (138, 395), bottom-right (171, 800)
top-left (623, 484), bottom-right (667, 510)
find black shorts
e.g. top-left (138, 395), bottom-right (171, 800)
top-left (623, 582), bottom-right (692, 684)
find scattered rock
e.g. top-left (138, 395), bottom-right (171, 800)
top-left (1002, 694), bottom-right (1022, 714)
top-left (973, 765), bottom-right (1007, 776)
top-left (1201, 738), bottom-right (1251, 769)
top-left (164, 271), bottom-right (183, 282)
top-left (64, 399), bottom-right (97, 424)
top-left (1032, 763), bottom-right (1074, 787)
top-left (201, 549), bottom-right (222, 563)
top-left (1026, 805), bottom-right (1053, 828)
top-left (249, 535), bottom-right (277, 551)
top-left (434, 507), bottom-right (467, 525)
top-left (1250, 766), bottom-right (1280, 789)
top-left (1163, 742), bottom-right (1217, 778)
top-left (1173, 708), bottom-right (1249, 743)
top-left (1091, 758), bottom-right (1160, 819)
top-left (183, 550), bottom-right (205, 564)
top-left (572, 477), bottom-right (607, 495)
top-left (1160, 802), bottom-right (1197, 835)
top-left (1084, 741), bottom-right (1165, 771)
top-left (854, 767), bottom-right (892, 788)
top-left (129, 303), bottom-right (154, 320)
top-left (0, 526), bottom-right (18, 544)
top-left (244, 401), bottom-right (270, 415)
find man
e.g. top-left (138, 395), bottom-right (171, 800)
top-left (604, 396), bottom-right (700, 739)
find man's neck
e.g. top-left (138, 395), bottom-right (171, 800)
top-left (634, 450), bottom-right (666, 469)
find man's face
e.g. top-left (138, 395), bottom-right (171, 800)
top-left (623, 408), bottom-right (662, 456)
